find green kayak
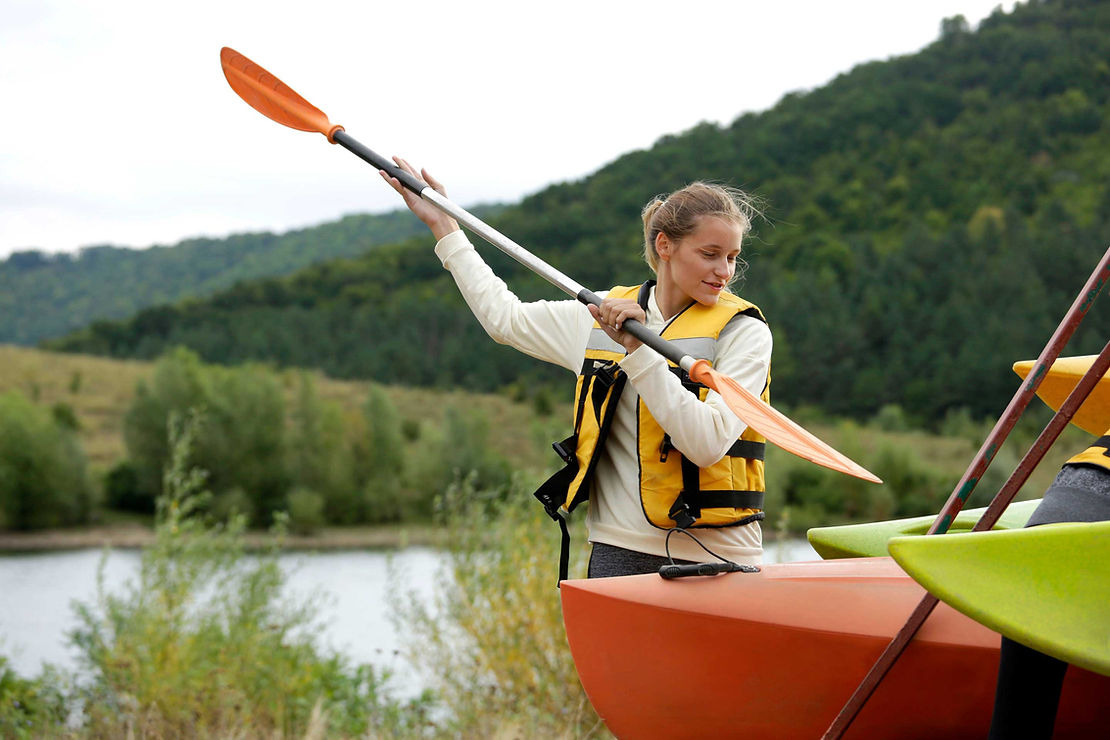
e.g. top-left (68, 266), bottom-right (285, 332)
top-left (806, 499), bottom-right (1041, 559)
top-left (889, 521), bottom-right (1110, 677)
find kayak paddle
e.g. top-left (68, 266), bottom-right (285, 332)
top-left (219, 46), bottom-right (881, 484)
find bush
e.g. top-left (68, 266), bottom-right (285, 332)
top-left (286, 373), bottom-right (356, 524)
top-left (103, 460), bottom-right (149, 514)
top-left (286, 487), bottom-right (326, 535)
top-left (70, 411), bottom-right (433, 737)
top-left (123, 348), bottom-right (292, 525)
top-left (0, 390), bottom-right (94, 530)
top-left (0, 657), bottom-right (68, 738)
top-left (393, 473), bottom-right (603, 737)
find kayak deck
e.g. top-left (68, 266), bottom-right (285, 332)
top-left (806, 499), bottom-right (1040, 559)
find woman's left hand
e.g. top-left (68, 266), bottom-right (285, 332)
top-left (589, 298), bottom-right (645, 353)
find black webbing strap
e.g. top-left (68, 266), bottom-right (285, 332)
top-left (557, 516), bottom-right (571, 585)
top-left (727, 439), bottom-right (766, 460)
top-left (669, 487), bottom-right (766, 529)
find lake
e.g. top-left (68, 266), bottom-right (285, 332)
top-left (0, 539), bottom-right (818, 696)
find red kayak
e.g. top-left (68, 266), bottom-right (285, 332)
top-left (560, 557), bottom-right (1110, 739)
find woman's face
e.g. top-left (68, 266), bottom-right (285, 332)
top-left (657, 216), bottom-right (742, 307)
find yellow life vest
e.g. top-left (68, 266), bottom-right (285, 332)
top-left (1064, 432), bottom-right (1110, 470)
top-left (534, 281), bottom-right (770, 549)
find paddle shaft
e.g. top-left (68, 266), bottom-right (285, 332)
top-left (333, 129), bottom-right (695, 371)
top-left (822, 335), bottom-right (1110, 740)
top-left (927, 243), bottom-right (1110, 536)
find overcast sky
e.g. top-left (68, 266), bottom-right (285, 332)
top-left (0, 0), bottom-right (1016, 259)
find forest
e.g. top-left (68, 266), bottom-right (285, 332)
top-left (26, 0), bottom-right (1110, 427)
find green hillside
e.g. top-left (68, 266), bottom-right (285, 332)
top-left (0, 209), bottom-right (429, 344)
top-left (48, 0), bottom-right (1110, 424)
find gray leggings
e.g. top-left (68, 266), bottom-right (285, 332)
top-left (1026, 462), bottom-right (1110, 525)
top-left (587, 542), bottom-right (695, 578)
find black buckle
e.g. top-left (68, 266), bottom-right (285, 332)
top-left (668, 497), bottom-right (697, 529)
top-left (593, 361), bottom-right (617, 389)
top-left (552, 436), bottom-right (576, 465)
top-left (533, 489), bottom-right (563, 522)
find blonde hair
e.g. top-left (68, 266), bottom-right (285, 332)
top-left (642, 182), bottom-right (759, 279)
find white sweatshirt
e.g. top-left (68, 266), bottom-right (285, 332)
top-left (434, 230), bottom-right (773, 564)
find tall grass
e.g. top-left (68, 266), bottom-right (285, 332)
top-left (393, 474), bottom-right (607, 739)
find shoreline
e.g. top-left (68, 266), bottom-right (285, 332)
top-left (0, 522), bottom-right (445, 553)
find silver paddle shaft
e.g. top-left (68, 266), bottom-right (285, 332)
top-left (421, 187), bottom-right (694, 372)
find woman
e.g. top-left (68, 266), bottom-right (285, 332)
top-left (381, 158), bottom-right (772, 579)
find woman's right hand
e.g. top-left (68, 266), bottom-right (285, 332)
top-left (378, 156), bottom-right (460, 241)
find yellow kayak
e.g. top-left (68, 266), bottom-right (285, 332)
top-left (1013, 354), bottom-right (1110, 434)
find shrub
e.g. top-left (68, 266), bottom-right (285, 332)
top-left (355, 386), bottom-right (407, 524)
top-left (103, 460), bottom-right (149, 514)
top-left (123, 348), bottom-right (292, 524)
top-left (393, 473), bottom-right (603, 737)
top-left (0, 657), bottom-right (68, 739)
top-left (0, 390), bottom-right (94, 530)
top-left (286, 487), bottom-right (326, 535)
top-left (287, 373), bottom-right (355, 524)
top-left (70, 411), bottom-right (432, 737)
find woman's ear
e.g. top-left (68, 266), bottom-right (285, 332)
top-left (655, 232), bottom-right (672, 262)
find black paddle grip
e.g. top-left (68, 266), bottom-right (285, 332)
top-left (576, 289), bottom-right (686, 366)
top-left (332, 130), bottom-right (428, 194)
top-left (658, 561), bottom-right (759, 579)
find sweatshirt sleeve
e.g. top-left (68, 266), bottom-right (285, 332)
top-left (619, 315), bottom-right (772, 468)
top-left (434, 230), bottom-right (592, 374)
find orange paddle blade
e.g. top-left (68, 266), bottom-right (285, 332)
top-left (220, 47), bottom-right (344, 143)
top-left (689, 360), bottom-right (882, 483)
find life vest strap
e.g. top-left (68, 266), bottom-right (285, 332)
top-left (669, 489), bottom-right (765, 529)
top-left (556, 516), bottom-right (571, 585)
top-left (727, 439), bottom-right (765, 460)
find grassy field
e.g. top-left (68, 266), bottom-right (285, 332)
top-left (0, 344), bottom-right (565, 478)
top-left (0, 343), bottom-right (1087, 538)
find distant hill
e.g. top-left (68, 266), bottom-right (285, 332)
top-left (0, 209), bottom-right (431, 344)
top-left (48, 0), bottom-right (1110, 424)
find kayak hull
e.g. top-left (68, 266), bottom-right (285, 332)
top-left (560, 557), bottom-right (1110, 739)
top-left (891, 521), bottom-right (1110, 676)
top-left (1013, 354), bottom-right (1110, 434)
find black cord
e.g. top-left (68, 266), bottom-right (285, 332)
top-left (659, 525), bottom-right (761, 579)
top-left (664, 526), bottom-right (731, 564)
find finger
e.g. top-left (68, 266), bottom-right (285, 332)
top-left (392, 155), bottom-right (418, 177)
top-left (378, 170), bottom-right (403, 194)
top-left (421, 168), bottom-right (446, 194)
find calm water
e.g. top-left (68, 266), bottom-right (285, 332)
top-left (0, 539), bottom-right (817, 694)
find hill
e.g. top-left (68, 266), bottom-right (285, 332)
top-left (47, 0), bottom-right (1110, 424)
top-left (0, 210), bottom-right (428, 344)
top-left (0, 344), bottom-right (559, 477)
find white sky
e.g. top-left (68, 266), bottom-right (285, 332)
top-left (0, 0), bottom-right (1015, 259)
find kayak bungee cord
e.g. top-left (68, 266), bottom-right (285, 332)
top-left (218, 46), bottom-right (880, 485)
